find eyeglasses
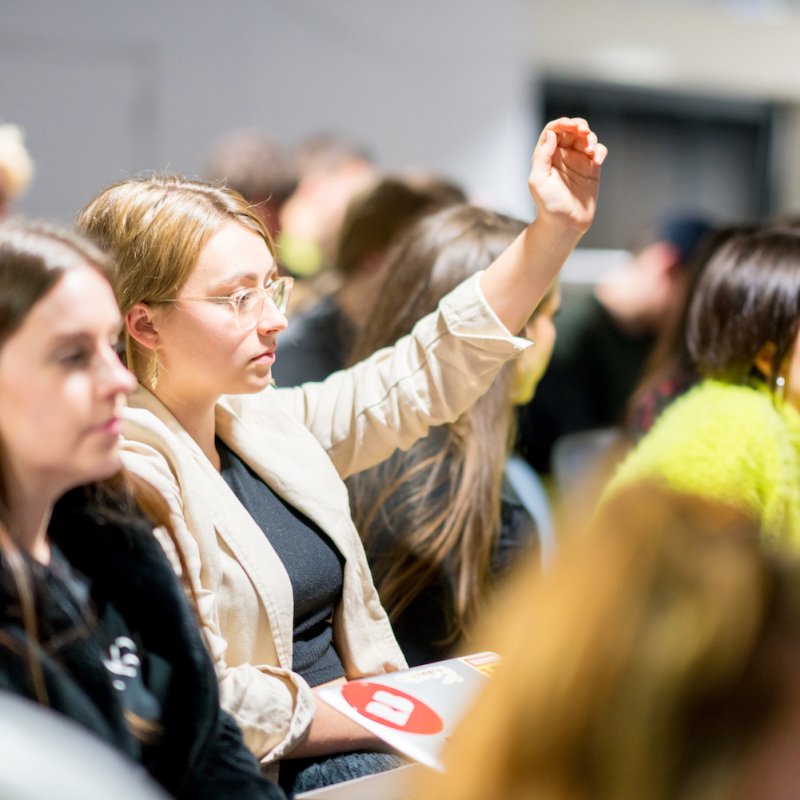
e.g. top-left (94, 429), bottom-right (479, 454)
top-left (160, 276), bottom-right (294, 331)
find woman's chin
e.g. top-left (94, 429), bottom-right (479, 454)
top-left (61, 454), bottom-right (122, 494)
top-left (231, 372), bottom-right (275, 395)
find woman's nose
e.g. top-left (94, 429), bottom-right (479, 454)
top-left (101, 344), bottom-right (137, 396)
top-left (255, 298), bottom-right (288, 335)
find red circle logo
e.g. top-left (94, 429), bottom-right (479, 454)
top-left (341, 682), bottom-right (444, 734)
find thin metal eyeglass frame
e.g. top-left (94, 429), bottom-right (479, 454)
top-left (158, 276), bottom-right (294, 330)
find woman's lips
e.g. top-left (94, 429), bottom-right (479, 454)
top-left (251, 350), bottom-right (276, 365)
top-left (92, 416), bottom-right (123, 436)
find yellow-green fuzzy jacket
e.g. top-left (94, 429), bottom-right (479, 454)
top-left (604, 379), bottom-right (800, 547)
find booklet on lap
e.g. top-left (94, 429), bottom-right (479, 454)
top-left (316, 651), bottom-right (501, 772)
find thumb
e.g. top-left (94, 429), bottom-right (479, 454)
top-left (530, 128), bottom-right (556, 182)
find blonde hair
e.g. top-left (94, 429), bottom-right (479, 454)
top-left (0, 124), bottom-right (34, 200)
top-left (418, 485), bottom-right (800, 800)
top-left (76, 174), bottom-right (274, 378)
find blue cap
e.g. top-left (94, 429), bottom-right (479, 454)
top-left (659, 215), bottom-right (714, 266)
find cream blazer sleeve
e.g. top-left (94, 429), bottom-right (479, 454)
top-left (234, 272), bottom-right (532, 476)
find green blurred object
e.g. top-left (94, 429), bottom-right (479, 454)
top-left (277, 231), bottom-right (323, 278)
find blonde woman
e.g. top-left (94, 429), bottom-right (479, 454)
top-left (77, 118), bottom-right (605, 795)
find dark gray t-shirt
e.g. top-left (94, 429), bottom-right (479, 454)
top-left (216, 437), bottom-right (346, 686)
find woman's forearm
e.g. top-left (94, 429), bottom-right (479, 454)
top-left (285, 685), bottom-right (390, 759)
top-left (479, 216), bottom-right (583, 335)
top-left (480, 118), bottom-right (606, 335)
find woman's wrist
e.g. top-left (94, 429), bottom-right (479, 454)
top-left (521, 217), bottom-right (585, 274)
top-left (529, 210), bottom-right (591, 245)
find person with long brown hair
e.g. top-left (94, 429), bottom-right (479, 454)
top-left (0, 220), bottom-right (283, 799)
top-left (76, 117), bottom-right (606, 795)
top-left (346, 204), bottom-right (560, 665)
top-left (418, 484), bottom-right (800, 800)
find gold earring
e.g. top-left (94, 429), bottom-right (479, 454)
top-left (776, 375), bottom-right (786, 401)
top-left (146, 350), bottom-right (160, 392)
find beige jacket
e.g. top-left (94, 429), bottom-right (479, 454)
top-left (119, 273), bottom-right (529, 766)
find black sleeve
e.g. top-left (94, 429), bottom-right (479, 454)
top-left (186, 710), bottom-right (286, 800)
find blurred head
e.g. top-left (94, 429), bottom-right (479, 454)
top-left (687, 226), bottom-right (800, 408)
top-left (420, 484), bottom-right (800, 800)
top-left (0, 124), bottom-right (35, 218)
top-left (653, 215), bottom-right (715, 267)
top-left (78, 175), bottom-right (286, 404)
top-left (601, 214), bottom-right (714, 335)
top-left (0, 221), bottom-right (134, 506)
top-left (331, 175), bottom-right (466, 327)
top-left (205, 130), bottom-right (297, 237)
top-left (278, 133), bottom-right (376, 277)
top-left (352, 204), bottom-right (525, 357)
top-left (335, 175), bottom-right (466, 280)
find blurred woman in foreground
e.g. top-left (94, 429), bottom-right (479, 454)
top-left (419, 484), bottom-right (800, 800)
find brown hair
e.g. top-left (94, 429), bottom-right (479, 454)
top-left (346, 204), bottom-right (527, 645)
top-left (687, 226), bottom-right (800, 390)
top-left (76, 174), bottom-right (274, 380)
top-left (0, 220), bottom-right (199, 739)
top-left (419, 484), bottom-right (800, 800)
top-left (334, 175), bottom-right (465, 278)
top-left (206, 130), bottom-right (298, 207)
top-left (0, 219), bottom-right (115, 703)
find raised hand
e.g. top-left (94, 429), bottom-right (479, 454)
top-left (529, 117), bottom-right (607, 236)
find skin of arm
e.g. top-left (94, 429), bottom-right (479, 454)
top-left (479, 118), bottom-right (606, 336)
top-left (288, 679), bottom-right (390, 758)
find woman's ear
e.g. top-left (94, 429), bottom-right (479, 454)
top-left (126, 303), bottom-right (160, 352)
top-left (754, 341), bottom-right (778, 381)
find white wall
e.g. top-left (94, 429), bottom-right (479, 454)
top-left (529, 0), bottom-right (800, 215)
top-left (7, 2), bottom-right (800, 226)
top-left (1, 0), bottom-right (538, 223)
top-left (531, 1), bottom-right (800, 102)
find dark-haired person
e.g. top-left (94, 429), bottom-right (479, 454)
top-left (76, 118), bottom-right (606, 795)
top-left (0, 221), bottom-right (284, 798)
top-left (605, 226), bottom-right (800, 545)
top-left (518, 213), bottom-right (713, 474)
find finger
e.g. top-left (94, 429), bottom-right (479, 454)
top-left (536, 127), bottom-right (557, 160)
top-left (549, 125), bottom-right (599, 155)
top-left (545, 116), bottom-right (590, 135)
top-left (531, 128), bottom-right (557, 176)
top-left (543, 117), bottom-right (582, 135)
top-left (593, 142), bottom-right (609, 166)
top-left (572, 131), bottom-right (598, 156)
